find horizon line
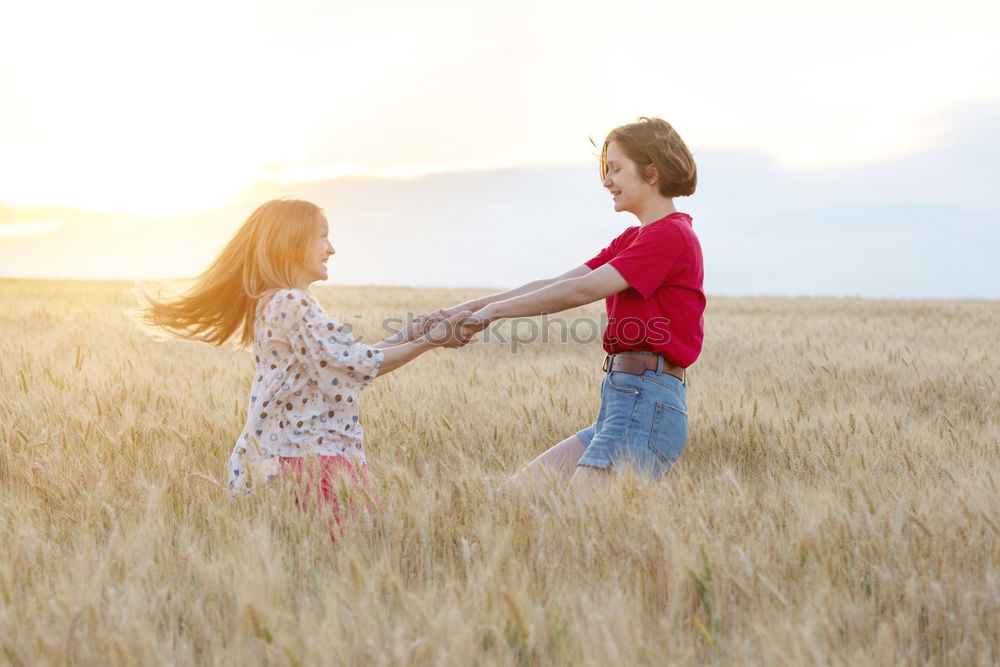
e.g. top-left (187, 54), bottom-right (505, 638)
top-left (0, 275), bottom-right (995, 303)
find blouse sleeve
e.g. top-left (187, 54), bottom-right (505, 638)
top-left (263, 289), bottom-right (384, 391)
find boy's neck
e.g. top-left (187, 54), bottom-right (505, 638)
top-left (636, 197), bottom-right (677, 226)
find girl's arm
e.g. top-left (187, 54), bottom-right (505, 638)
top-left (269, 290), bottom-right (469, 383)
top-left (376, 310), bottom-right (471, 376)
top-left (269, 290), bottom-right (384, 391)
top-left (373, 319), bottom-right (425, 348)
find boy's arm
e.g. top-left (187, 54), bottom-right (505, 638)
top-left (444, 265), bottom-right (591, 315)
top-left (463, 264), bottom-right (629, 332)
top-left (408, 265), bottom-right (592, 336)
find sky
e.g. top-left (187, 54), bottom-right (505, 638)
top-left (1, 0), bottom-right (998, 297)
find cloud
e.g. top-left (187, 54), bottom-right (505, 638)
top-left (0, 101), bottom-right (997, 298)
top-left (690, 102), bottom-right (1000, 298)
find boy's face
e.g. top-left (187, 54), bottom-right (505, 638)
top-left (602, 141), bottom-right (659, 215)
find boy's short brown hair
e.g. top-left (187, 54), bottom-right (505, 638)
top-left (600, 117), bottom-right (697, 198)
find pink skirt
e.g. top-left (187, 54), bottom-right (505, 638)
top-left (278, 455), bottom-right (376, 531)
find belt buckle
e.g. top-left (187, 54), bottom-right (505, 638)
top-left (602, 354), bottom-right (612, 373)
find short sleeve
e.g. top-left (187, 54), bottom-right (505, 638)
top-left (264, 289), bottom-right (384, 390)
top-left (584, 237), bottom-right (621, 270)
top-left (607, 224), bottom-right (686, 299)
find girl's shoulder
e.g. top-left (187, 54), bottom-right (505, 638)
top-left (269, 287), bottom-right (313, 304)
top-left (257, 288), bottom-right (316, 320)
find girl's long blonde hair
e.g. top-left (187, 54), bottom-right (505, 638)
top-left (135, 198), bottom-right (323, 347)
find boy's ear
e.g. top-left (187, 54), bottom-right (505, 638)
top-left (644, 164), bottom-right (659, 185)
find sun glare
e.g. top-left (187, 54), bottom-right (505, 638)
top-left (0, 219), bottom-right (62, 238)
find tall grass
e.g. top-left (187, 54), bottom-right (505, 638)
top-left (1, 279), bottom-right (997, 664)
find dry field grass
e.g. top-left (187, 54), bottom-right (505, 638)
top-left (1, 278), bottom-right (998, 665)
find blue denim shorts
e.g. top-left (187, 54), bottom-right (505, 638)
top-left (576, 366), bottom-right (688, 478)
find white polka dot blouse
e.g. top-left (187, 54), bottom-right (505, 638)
top-left (227, 288), bottom-right (384, 495)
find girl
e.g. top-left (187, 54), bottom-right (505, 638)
top-left (137, 198), bottom-right (469, 514)
top-left (426, 117), bottom-right (704, 488)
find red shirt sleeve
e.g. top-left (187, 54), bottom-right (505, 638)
top-left (584, 230), bottom-right (628, 270)
top-left (607, 223), bottom-right (686, 299)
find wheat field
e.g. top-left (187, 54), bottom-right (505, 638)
top-left (0, 279), bottom-right (998, 665)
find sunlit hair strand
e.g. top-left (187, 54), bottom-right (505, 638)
top-left (133, 198), bottom-right (323, 348)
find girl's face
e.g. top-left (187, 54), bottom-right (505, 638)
top-left (602, 141), bottom-right (660, 215)
top-left (297, 215), bottom-right (335, 286)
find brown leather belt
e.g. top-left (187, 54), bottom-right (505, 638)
top-left (602, 352), bottom-right (686, 384)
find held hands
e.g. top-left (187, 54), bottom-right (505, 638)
top-left (459, 307), bottom-right (492, 339)
top-left (411, 308), bottom-right (451, 339)
top-left (413, 305), bottom-right (495, 348)
top-left (384, 309), bottom-right (447, 344)
top-left (424, 310), bottom-right (474, 348)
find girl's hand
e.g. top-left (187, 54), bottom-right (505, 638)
top-left (381, 312), bottom-right (442, 345)
top-left (425, 310), bottom-right (473, 348)
top-left (412, 308), bottom-right (451, 338)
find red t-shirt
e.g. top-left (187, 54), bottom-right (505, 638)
top-left (584, 212), bottom-right (705, 368)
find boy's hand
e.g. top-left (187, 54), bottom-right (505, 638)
top-left (425, 310), bottom-right (473, 348)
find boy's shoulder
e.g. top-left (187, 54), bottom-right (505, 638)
top-left (635, 213), bottom-right (697, 244)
